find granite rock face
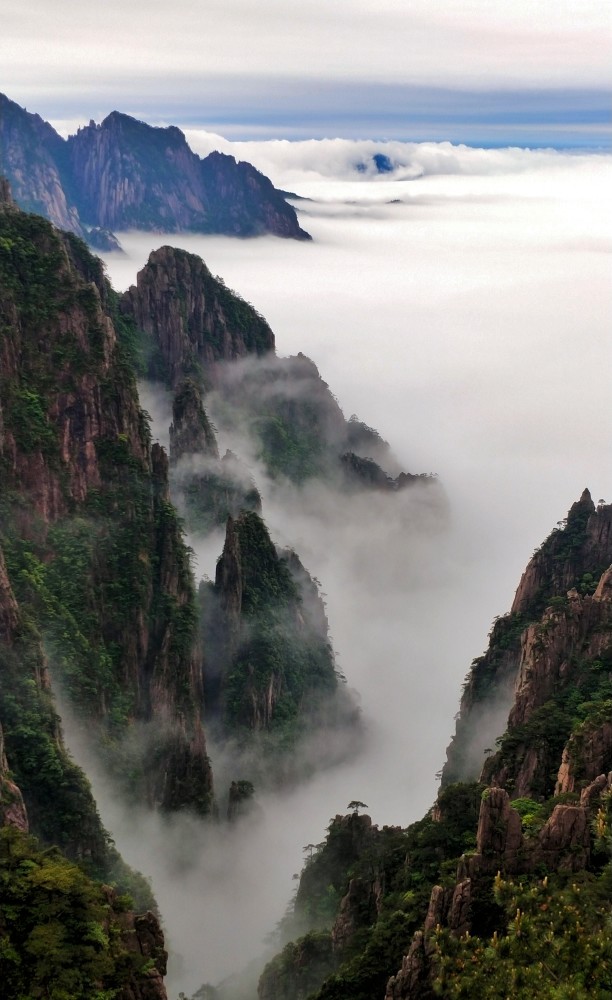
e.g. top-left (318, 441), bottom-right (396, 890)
top-left (384, 500), bottom-right (612, 1000)
top-left (0, 724), bottom-right (29, 833)
top-left (0, 93), bottom-right (86, 237)
top-left (0, 93), bottom-right (310, 246)
top-left (511, 489), bottom-right (612, 615)
top-left (121, 245), bottom-right (275, 388)
top-left (0, 198), bottom-right (214, 816)
top-left (443, 494), bottom-right (612, 790)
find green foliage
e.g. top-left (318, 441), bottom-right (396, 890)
top-left (494, 648), bottom-right (612, 798)
top-left (107, 287), bottom-right (150, 378)
top-left (312, 910), bottom-right (416, 1000)
top-left (182, 468), bottom-right (262, 535)
top-left (268, 786), bottom-right (483, 1000)
top-left (212, 512), bottom-right (337, 745)
top-left (212, 354), bottom-right (345, 485)
top-left (9, 387), bottom-right (57, 455)
top-left (0, 827), bottom-right (162, 1000)
top-left (0, 624), bottom-right (109, 866)
top-left (433, 872), bottom-right (612, 999)
top-left (0, 203), bottom-right (201, 814)
top-left (511, 798), bottom-right (545, 836)
top-left (259, 930), bottom-right (335, 1000)
top-left (256, 409), bottom-right (325, 483)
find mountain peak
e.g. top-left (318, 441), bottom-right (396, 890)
top-left (0, 92), bottom-right (310, 241)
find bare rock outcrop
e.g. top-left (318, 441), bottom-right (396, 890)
top-left (332, 875), bottom-right (382, 952)
top-left (0, 725), bottom-right (29, 833)
top-left (121, 246), bottom-right (275, 389)
top-left (511, 490), bottom-right (612, 615)
top-left (107, 895), bottom-right (168, 1000)
top-left (463, 788), bottom-right (591, 879)
top-left (480, 575), bottom-right (612, 799)
top-left (423, 885), bottom-right (452, 933)
top-left (507, 591), bottom-right (611, 733)
top-left (385, 931), bottom-right (431, 1000)
top-left (0, 94), bottom-right (86, 237)
top-left (534, 804), bottom-right (590, 871)
top-left (579, 772), bottom-right (612, 808)
top-left (169, 378), bottom-right (219, 463)
top-left (556, 722), bottom-right (612, 795)
top-left (1, 92), bottom-right (310, 244)
top-left (447, 880), bottom-right (472, 937)
top-left (476, 787), bottom-right (523, 862)
top-left (0, 546), bottom-right (19, 642)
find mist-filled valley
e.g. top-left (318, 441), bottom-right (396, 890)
top-left (77, 141), bottom-right (611, 997)
top-left (1, 128), bottom-right (611, 1000)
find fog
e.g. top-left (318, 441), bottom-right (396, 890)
top-left (82, 141), bottom-right (612, 996)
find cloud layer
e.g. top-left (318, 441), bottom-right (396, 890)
top-left (4, 1), bottom-right (611, 144)
top-left (88, 142), bottom-right (612, 995)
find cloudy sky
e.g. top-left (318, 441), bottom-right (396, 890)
top-left (2, 0), bottom-right (611, 146)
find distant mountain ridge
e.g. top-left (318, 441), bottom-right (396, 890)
top-left (0, 93), bottom-right (310, 248)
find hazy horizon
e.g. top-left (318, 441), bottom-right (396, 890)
top-left (3, 0), bottom-right (610, 146)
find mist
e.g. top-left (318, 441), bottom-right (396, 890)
top-left (73, 141), bottom-right (612, 996)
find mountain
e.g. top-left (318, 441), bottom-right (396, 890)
top-left (258, 493), bottom-right (612, 1000)
top-left (0, 93), bottom-right (310, 247)
top-left (6, 182), bottom-right (605, 999)
top-left (0, 186), bottom-right (439, 993)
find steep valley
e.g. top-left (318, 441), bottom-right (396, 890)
top-left (1, 156), bottom-right (611, 1000)
top-left (0, 183), bottom-right (450, 996)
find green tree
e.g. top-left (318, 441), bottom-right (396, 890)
top-left (433, 873), bottom-right (612, 999)
top-left (347, 801), bottom-right (368, 815)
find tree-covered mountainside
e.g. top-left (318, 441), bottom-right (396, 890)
top-left (0, 183), bottom-right (434, 995)
top-left (117, 242), bottom-right (437, 776)
top-left (0, 826), bottom-right (168, 1000)
top-left (0, 93), bottom-right (310, 249)
top-left (120, 245), bottom-right (436, 494)
top-left (5, 177), bottom-right (607, 1000)
top-left (0, 183), bottom-right (214, 825)
top-left (0, 184), bottom-right (353, 994)
top-left (257, 496), bottom-right (612, 1000)
top-left (1, 182), bottom-right (424, 816)
top-left (199, 511), bottom-right (359, 782)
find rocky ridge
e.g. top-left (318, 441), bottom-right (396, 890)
top-left (0, 192), bottom-right (214, 821)
top-left (257, 494), bottom-right (612, 1000)
top-left (0, 92), bottom-right (310, 248)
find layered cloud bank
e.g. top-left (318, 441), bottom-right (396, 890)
top-left (5, 1), bottom-right (611, 146)
top-left (181, 133), bottom-right (611, 186)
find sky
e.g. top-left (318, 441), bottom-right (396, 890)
top-left (2, 0), bottom-right (611, 146)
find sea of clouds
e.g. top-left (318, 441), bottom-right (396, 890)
top-left (82, 138), bottom-right (612, 996)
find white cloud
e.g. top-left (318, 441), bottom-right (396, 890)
top-left (91, 144), bottom-right (612, 995)
top-left (2, 0), bottom-right (610, 116)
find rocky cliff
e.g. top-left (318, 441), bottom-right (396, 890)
top-left (121, 245), bottom-right (275, 388)
top-left (442, 489), bottom-right (612, 789)
top-left (0, 93), bottom-right (85, 237)
top-left (68, 113), bottom-right (310, 238)
top-left (118, 240), bottom-right (436, 779)
top-left (0, 93), bottom-right (310, 246)
top-left (200, 510), bottom-right (358, 779)
top-left (258, 496), bottom-right (612, 1000)
top-left (0, 195), bottom-right (214, 817)
top-left (382, 495), bottom-right (612, 1000)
